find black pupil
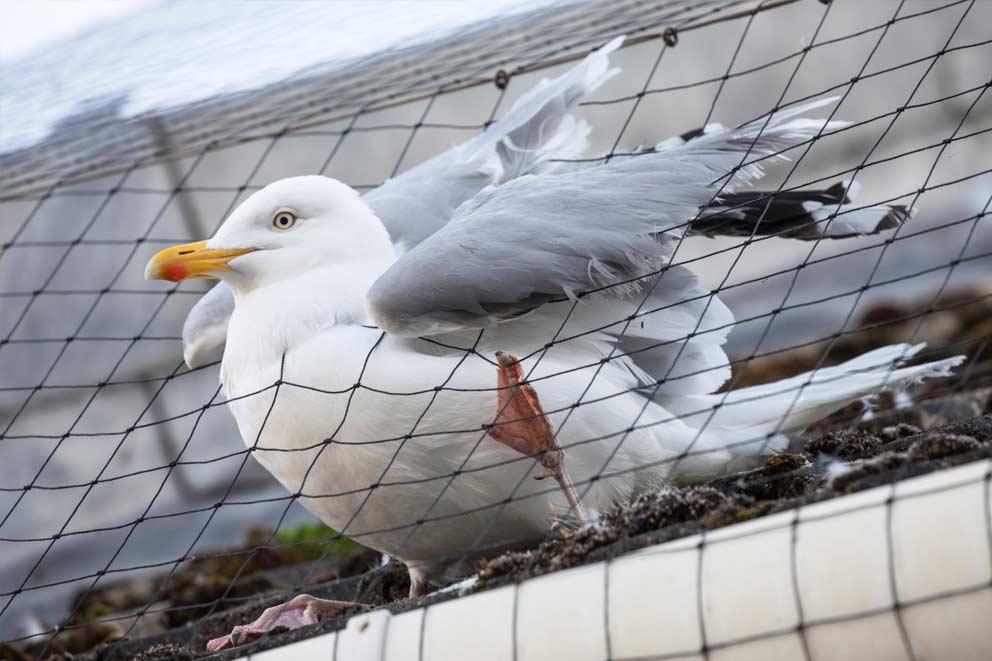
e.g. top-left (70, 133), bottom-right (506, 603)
top-left (278, 215), bottom-right (289, 226)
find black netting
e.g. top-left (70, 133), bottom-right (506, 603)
top-left (1, 0), bottom-right (990, 658)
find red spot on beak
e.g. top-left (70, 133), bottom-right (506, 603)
top-left (163, 264), bottom-right (188, 282)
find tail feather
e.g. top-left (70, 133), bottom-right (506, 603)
top-left (659, 343), bottom-right (963, 480)
top-left (665, 343), bottom-right (964, 435)
top-left (714, 343), bottom-right (962, 434)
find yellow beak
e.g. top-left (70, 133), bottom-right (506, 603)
top-left (144, 240), bottom-right (256, 282)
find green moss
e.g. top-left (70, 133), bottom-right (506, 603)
top-left (82, 601), bottom-right (113, 621)
top-left (275, 522), bottom-right (364, 561)
top-left (702, 499), bottom-right (776, 529)
top-left (764, 453), bottom-right (809, 473)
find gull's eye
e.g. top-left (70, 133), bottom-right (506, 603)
top-left (272, 211), bottom-right (297, 230)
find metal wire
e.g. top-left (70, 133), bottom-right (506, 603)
top-left (1, 0), bottom-right (990, 658)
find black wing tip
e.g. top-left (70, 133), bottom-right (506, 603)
top-left (878, 204), bottom-right (913, 230)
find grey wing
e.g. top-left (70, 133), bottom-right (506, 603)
top-left (179, 37), bottom-right (623, 369)
top-left (575, 123), bottom-right (912, 243)
top-left (367, 99), bottom-right (847, 337)
top-left (364, 35), bottom-right (621, 248)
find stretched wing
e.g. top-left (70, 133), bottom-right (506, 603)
top-left (602, 124), bottom-right (911, 242)
top-left (366, 35), bottom-right (622, 250)
top-left (180, 37), bottom-right (623, 368)
top-left (367, 98), bottom-right (848, 338)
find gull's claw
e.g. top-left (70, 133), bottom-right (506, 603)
top-left (205, 594), bottom-right (355, 651)
top-left (489, 352), bottom-right (588, 524)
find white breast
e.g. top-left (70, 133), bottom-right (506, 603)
top-left (220, 284), bottom-right (679, 570)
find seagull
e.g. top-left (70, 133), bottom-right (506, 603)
top-left (144, 39), bottom-right (961, 650)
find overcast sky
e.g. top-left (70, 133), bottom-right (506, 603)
top-left (0, 0), bottom-right (153, 62)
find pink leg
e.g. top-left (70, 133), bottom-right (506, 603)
top-left (488, 352), bottom-right (588, 524)
top-left (408, 565), bottom-right (430, 599)
top-left (206, 594), bottom-right (354, 651)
